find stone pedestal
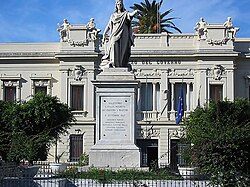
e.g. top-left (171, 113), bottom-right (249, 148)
top-left (89, 68), bottom-right (140, 168)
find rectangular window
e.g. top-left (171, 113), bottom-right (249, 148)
top-left (4, 86), bottom-right (16, 102)
top-left (174, 83), bottom-right (187, 111)
top-left (71, 85), bottom-right (84, 111)
top-left (210, 84), bottom-right (223, 101)
top-left (140, 83), bottom-right (153, 111)
top-left (69, 134), bottom-right (83, 162)
top-left (190, 83), bottom-right (193, 110)
top-left (177, 143), bottom-right (191, 166)
top-left (156, 83), bottom-right (160, 111)
top-left (35, 86), bottom-right (47, 95)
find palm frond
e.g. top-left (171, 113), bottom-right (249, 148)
top-left (131, 0), bottom-right (181, 34)
top-left (160, 9), bottom-right (174, 19)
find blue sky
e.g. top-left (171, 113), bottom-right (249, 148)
top-left (0, 0), bottom-right (249, 43)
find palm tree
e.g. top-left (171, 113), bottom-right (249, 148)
top-left (130, 0), bottom-right (181, 34)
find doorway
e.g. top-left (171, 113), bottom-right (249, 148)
top-left (147, 146), bottom-right (158, 168)
top-left (170, 139), bottom-right (179, 171)
top-left (136, 139), bottom-right (158, 167)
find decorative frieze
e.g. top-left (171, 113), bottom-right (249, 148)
top-left (69, 40), bottom-right (88, 47)
top-left (134, 68), bottom-right (195, 77)
top-left (207, 65), bottom-right (225, 80)
top-left (168, 127), bottom-right (186, 139)
top-left (73, 65), bottom-right (87, 81)
top-left (134, 69), bottom-right (161, 77)
top-left (67, 65), bottom-right (87, 80)
top-left (3, 80), bottom-right (18, 87)
top-left (167, 69), bottom-right (195, 77)
top-left (207, 38), bottom-right (229, 46)
top-left (33, 80), bottom-right (49, 87)
top-left (137, 126), bottom-right (160, 139)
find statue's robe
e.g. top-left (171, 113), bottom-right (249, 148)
top-left (102, 11), bottom-right (134, 67)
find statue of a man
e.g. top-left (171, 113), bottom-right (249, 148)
top-left (101, 0), bottom-right (138, 69)
top-left (223, 17), bottom-right (239, 38)
top-left (194, 17), bottom-right (207, 40)
top-left (57, 19), bottom-right (71, 42)
top-left (87, 18), bottom-right (101, 40)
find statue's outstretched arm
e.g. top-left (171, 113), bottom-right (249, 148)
top-left (128, 10), bottom-right (139, 19)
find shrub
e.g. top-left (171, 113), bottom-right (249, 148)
top-left (0, 93), bottom-right (75, 164)
top-left (184, 99), bottom-right (250, 186)
top-left (78, 152), bottom-right (89, 166)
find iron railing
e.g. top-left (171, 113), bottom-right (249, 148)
top-left (0, 163), bottom-right (216, 187)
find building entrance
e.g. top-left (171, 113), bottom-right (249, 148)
top-left (170, 139), bottom-right (179, 171)
top-left (147, 146), bottom-right (158, 168)
top-left (136, 139), bottom-right (158, 167)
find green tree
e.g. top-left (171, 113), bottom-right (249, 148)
top-left (0, 101), bottom-right (13, 159)
top-left (184, 99), bottom-right (250, 186)
top-left (130, 0), bottom-right (181, 34)
top-left (0, 93), bottom-right (75, 164)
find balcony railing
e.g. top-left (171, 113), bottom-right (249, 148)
top-left (136, 110), bottom-right (191, 122)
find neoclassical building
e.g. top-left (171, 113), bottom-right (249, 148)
top-left (0, 17), bottom-right (249, 168)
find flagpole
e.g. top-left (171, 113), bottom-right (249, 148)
top-left (176, 77), bottom-right (184, 125)
top-left (157, 0), bottom-right (160, 33)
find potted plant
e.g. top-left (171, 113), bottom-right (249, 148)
top-left (6, 133), bottom-right (43, 178)
top-left (177, 165), bottom-right (198, 180)
top-left (49, 161), bottom-right (67, 173)
top-left (77, 152), bottom-right (89, 172)
top-left (49, 142), bottom-right (67, 173)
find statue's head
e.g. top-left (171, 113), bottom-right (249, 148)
top-left (115, 0), bottom-right (126, 12)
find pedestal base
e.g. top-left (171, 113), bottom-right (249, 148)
top-left (89, 144), bottom-right (140, 168)
top-left (90, 68), bottom-right (140, 168)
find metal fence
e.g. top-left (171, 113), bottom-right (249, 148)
top-left (0, 163), bottom-right (216, 187)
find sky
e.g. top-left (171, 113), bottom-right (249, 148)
top-left (0, 0), bottom-right (249, 43)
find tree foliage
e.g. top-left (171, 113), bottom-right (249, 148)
top-left (130, 0), bottom-right (181, 34)
top-left (0, 101), bottom-right (12, 159)
top-left (0, 93), bottom-right (75, 163)
top-left (184, 99), bottom-right (250, 186)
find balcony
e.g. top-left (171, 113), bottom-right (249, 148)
top-left (136, 110), bottom-right (191, 122)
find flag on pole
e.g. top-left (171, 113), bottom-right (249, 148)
top-left (176, 85), bottom-right (184, 125)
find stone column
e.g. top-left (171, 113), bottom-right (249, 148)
top-left (171, 83), bottom-right (175, 111)
top-left (160, 71), bottom-right (169, 120)
top-left (170, 82), bottom-right (176, 120)
top-left (186, 83), bottom-right (190, 112)
top-left (152, 81), bottom-right (156, 111)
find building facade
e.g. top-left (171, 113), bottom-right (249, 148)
top-left (0, 18), bottom-right (250, 168)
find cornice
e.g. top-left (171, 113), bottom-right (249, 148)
top-left (0, 52), bottom-right (56, 59)
top-left (55, 50), bottom-right (99, 58)
top-left (131, 50), bottom-right (239, 58)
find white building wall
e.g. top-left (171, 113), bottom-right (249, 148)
top-left (0, 21), bottom-right (250, 166)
